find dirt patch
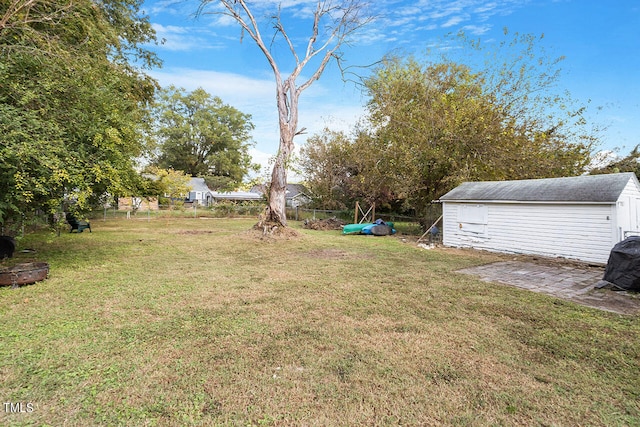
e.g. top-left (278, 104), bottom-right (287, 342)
top-left (304, 249), bottom-right (360, 259)
top-left (240, 226), bottom-right (303, 242)
top-left (509, 253), bottom-right (605, 270)
top-left (436, 246), bottom-right (606, 270)
top-left (175, 230), bottom-right (216, 235)
top-left (302, 217), bottom-right (347, 231)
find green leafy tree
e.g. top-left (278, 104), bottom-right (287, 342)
top-left (0, 0), bottom-right (159, 227)
top-left (146, 167), bottom-right (192, 209)
top-left (300, 128), bottom-right (399, 210)
top-left (153, 86), bottom-right (257, 188)
top-left (300, 129), bottom-right (354, 210)
top-left (360, 32), bottom-right (594, 217)
top-left (590, 146), bottom-right (640, 178)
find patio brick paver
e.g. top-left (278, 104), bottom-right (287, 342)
top-left (457, 261), bottom-right (640, 315)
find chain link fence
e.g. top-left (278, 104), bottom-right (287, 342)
top-left (3, 201), bottom-right (442, 239)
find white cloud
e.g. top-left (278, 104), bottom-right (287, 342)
top-left (149, 68), bottom-right (275, 102)
top-left (151, 23), bottom-right (224, 51)
top-left (375, 0), bottom-right (528, 43)
top-left (441, 15), bottom-right (467, 28)
top-left (153, 23), bottom-right (190, 34)
top-left (587, 150), bottom-right (618, 171)
top-left (461, 24), bottom-right (492, 35)
top-left (474, 2), bottom-right (500, 14)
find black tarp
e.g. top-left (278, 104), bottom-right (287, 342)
top-left (603, 236), bottom-right (640, 291)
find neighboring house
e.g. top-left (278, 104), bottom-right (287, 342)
top-left (211, 191), bottom-right (263, 202)
top-left (187, 177), bottom-right (263, 206)
top-left (439, 172), bottom-right (640, 264)
top-left (250, 183), bottom-right (311, 208)
top-left (187, 177), bottom-right (214, 206)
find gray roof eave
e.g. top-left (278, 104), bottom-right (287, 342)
top-left (439, 199), bottom-right (616, 205)
top-left (439, 173), bottom-right (637, 203)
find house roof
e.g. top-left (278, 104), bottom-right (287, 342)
top-left (286, 183), bottom-right (309, 197)
top-left (183, 178), bottom-right (264, 201)
top-left (188, 177), bottom-right (210, 193)
top-left (439, 173), bottom-right (639, 203)
top-left (250, 183), bottom-right (309, 199)
top-left (211, 191), bottom-right (262, 201)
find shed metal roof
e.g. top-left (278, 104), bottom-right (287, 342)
top-left (250, 183), bottom-right (310, 199)
top-left (439, 172), bottom-right (638, 203)
top-left (212, 191), bottom-right (262, 201)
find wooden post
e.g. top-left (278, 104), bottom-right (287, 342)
top-left (371, 203), bottom-right (376, 222)
top-left (354, 201), bottom-right (359, 224)
top-left (417, 214), bottom-right (443, 243)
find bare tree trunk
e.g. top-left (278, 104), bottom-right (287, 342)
top-left (266, 156), bottom-right (288, 225)
top-left (205, 0), bottom-right (371, 231)
top-left (263, 83), bottom-right (297, 227)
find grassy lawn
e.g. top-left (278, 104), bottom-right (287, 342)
top-left (1, 218), bottom-right (639, 426)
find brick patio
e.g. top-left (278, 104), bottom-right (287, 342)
top-left (457, 261), bottom-right (640, 315)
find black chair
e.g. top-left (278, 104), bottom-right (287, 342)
top-left (0, 236), bottom-right (15, 259)
top-left (66, 213), bottom-right (91, 233)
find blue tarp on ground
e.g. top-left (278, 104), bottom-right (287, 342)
top-left (343, 219), bottom-right (396, 236)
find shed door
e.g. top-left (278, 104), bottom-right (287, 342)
top-left (623, 197), bottom-right (640, 238)
top-left (457, 204), bottom-right (489, 237)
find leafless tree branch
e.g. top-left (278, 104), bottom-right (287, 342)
top-left (196, 0), bottom-right (373, 226)
top-left (1, 0), bottom-right (75, 33)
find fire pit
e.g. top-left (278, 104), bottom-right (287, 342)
top-left (0, 262), bottom-right (49, 288)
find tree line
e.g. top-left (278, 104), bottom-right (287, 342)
top-left (300, 32), bottom-right (609, 218)
top-left (1, 0), bottom-right (159, 227)
top-left (2, 1), bottom-right (633, 232)
top-left (0, 0), bottom-right (256, 230)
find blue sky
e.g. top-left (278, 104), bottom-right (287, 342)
top-left (141, 0), bottom-right (640, 177)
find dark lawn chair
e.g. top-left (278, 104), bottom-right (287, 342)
top-left (0, 235), bottom-right (15, 259)
top-left (66, 213), bottom-right (91, 233)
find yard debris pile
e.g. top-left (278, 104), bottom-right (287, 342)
top-left (302, 217), bottom-right (347, 231)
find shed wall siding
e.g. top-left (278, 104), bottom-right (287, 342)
top-left (616, 178), bottom-right (640, 239)
top-left (443, 202), bottom-right (615, 264)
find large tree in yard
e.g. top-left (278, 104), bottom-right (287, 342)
top-left (361, 32), bottom-right (596, 217)
top-left (198, 0), bottom-right (372, 229)
top-left (590, 145), bottom-right (640, 178)
top-left (0, 0), bottom-right (159, 228)
top-left (300, 127), bottom-right (399, 210)
top-left (153, 86), bottom-right (257, 189)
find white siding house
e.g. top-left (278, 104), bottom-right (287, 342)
top-left (249, 184), bottom-right (311, 207)
top-left (187, 177), bottom-right (263, 206)
top-left (439, 173), bottom-right (640, 264)
top-left (187, 178), bottom-right (214, 206)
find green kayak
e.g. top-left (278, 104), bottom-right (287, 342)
top-left (343, 222), bottom-right (394, 235)
top-left (342, 223), bottom-right (370, 234)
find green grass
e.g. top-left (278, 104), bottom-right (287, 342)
top-left (1, 218), bottom-right (639, 426)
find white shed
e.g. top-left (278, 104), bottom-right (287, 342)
top-left (439, 173), bottom-right (640, 264)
